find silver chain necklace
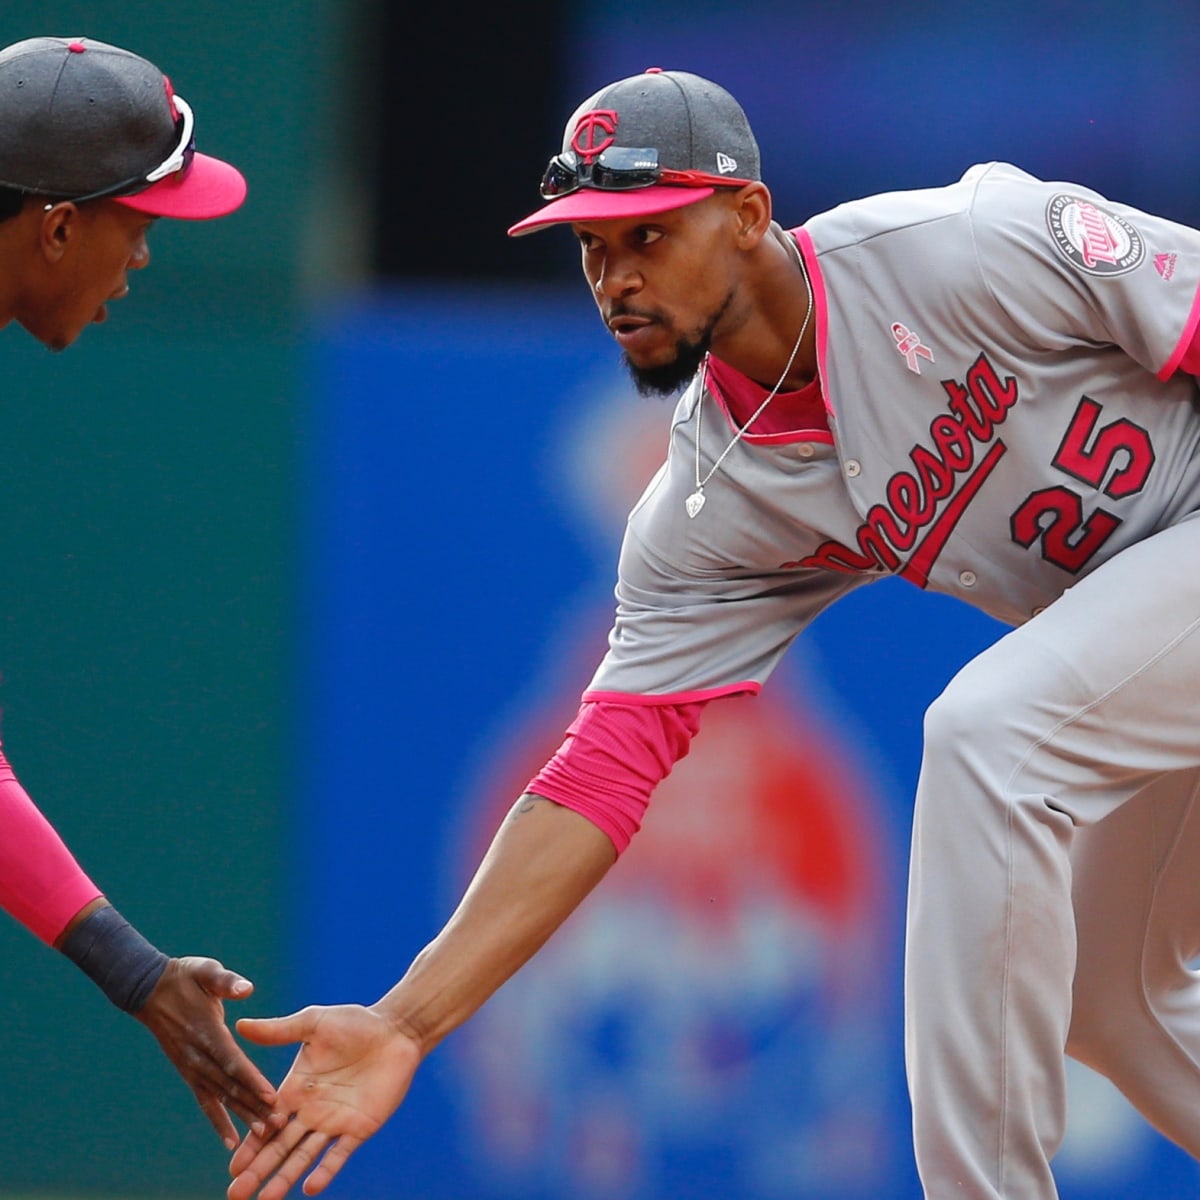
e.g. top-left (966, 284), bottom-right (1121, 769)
top-left (685, 234), bottom-right (813, 519)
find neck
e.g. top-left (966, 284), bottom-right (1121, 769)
top-left (709, 222), bottom-right (815, 390)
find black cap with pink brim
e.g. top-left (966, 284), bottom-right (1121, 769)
top-left (0, 36), bottom-right (246, 219)
top-left (508, 68), bottom-right (760, 237)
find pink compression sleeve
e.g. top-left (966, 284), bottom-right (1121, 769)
top-left (527, 699), bottom-right (709, 853)
top-left (0, 748), bottom-right (102, 944)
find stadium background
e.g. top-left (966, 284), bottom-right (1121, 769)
top-left (0, 1), bottom-right (1198, 1197)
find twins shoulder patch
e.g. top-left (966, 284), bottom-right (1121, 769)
top-left (1046, 193), bottom-right (1145, 276)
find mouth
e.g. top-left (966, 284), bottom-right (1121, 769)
top-left (607, 311), bottom-right (658, 353)
top-left (95, 284), bottom-right (129, 325)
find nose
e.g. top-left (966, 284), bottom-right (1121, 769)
top-left (592, 249), bottom-right (640, 299)
top-left (129, 235), bottom-right (151, 271)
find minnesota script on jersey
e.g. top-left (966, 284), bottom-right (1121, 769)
top-left (586, 162), bottom-right (1200, 700)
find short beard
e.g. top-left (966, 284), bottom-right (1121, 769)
top-left (621, 290), bottom-right (734, 398)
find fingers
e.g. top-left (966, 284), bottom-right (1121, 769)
top-left (194, 1084), bottom-right (240, 1151)
top-left (300, 1136), bottom-right (361, 1197)
top-left (180, 1036), bottom-right (279, 1125)
top-left (235, 1011), bottom-right (313, 1048)
top-left (228, 1122), bottom-right (332, 1200)
top-left (230, 1126), bottom-right (266, 1176)
top-left (190, 1064), bottom-right (272, 1136)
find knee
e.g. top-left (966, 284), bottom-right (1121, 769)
top-left (917, 655), bottom-right (1069, 841)
top-left (921, 657), bottom-right (1015, 771)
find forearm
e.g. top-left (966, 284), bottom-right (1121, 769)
top-left (374, 793), bottom-right (616, 1053)
top-left (0, 752), bottom-right (102, 943)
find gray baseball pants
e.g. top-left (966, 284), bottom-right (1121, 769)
top-left (906, 514), bottom-right (1200, 1198)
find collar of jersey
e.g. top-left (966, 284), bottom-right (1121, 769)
top-left (705, 354), bottom-right (834, 445)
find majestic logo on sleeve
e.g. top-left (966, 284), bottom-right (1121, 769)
top-left (782, 353), bottom-right (1018, 586)
top-left (1154, 252), bottom-right (1177, 281)
top-left (1046, 194), bottom-right (1145, 276)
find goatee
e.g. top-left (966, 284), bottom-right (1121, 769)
top-left (622, 330), bottom-right (712, 397)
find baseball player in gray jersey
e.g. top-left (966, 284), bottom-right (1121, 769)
top-left (230, 70), bottom-right (1200, 1200)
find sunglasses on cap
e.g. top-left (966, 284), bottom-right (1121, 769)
top-left (540, 146), bottom-right (753, 199)
top-left (49, 95), bottom-right (196, 206)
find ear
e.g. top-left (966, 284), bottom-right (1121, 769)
top-left (731, 183), bottom-right (773, 249)
top-left (37, 201), bottom-right (83, 263)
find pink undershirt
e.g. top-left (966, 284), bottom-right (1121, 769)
top-left (0, 746), bottom-right (101, 943)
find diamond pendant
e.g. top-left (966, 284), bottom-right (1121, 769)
top-left (685, 490), bottom-right (706, 519)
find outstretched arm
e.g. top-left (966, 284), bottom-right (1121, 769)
top-left (228, 794), bottom-right (617, 1200)
top-left (0, 745), bottom-right (281, 1147)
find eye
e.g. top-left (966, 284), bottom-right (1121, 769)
top-left (634, 226), bottom-right (664, 246)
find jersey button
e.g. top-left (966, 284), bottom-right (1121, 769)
top-left (845, 459), bottom-right (861, 477)
top-left (796, 443), bottom-right (815, 459)
top-left (959, 570), bottom-right (977, 588)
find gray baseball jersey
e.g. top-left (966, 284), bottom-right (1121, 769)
top-left (581, 162), bottom-right (1200, 1198)
top-left (585, 161), bottom-right (1200, 697)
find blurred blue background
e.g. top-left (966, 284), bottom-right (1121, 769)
top-left (2, 0), bottom-right (1200, 1197)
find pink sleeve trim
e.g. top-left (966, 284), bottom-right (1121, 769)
top-left (582, 681), bottom-right (761, 705)
top-left (0, 751), bottom-right (102, 944)
top-left (527, 698), bottom-right (710, 853)
top-left (1158, 282), bottom-right (1200, 380)
top-left (792, 228), bottom-right (835, 419)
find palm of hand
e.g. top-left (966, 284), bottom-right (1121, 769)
top-left (280, 1005), bottom-right (418, 1137)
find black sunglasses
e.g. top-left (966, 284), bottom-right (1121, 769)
top-left (540, 146), bottom-right (752, 200)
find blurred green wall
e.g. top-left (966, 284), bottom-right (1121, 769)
top-left (0, 1), bottom-right (345, 1193)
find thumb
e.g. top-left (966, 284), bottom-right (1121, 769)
top-left (182, 956), bottom-right (255, 1000)
top-left (236, 1010), bottom-right (315, 1047)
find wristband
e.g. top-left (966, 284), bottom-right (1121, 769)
top-left (59, 905), bottom-right (169, 1014)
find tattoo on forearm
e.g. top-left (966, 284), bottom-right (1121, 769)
top-left (508, 794), bottom-right (543, 821)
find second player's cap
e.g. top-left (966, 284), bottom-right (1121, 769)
top-left (507, 67), bottom-right (760, 237)
top-left (0, 35), bottom-right (246, 219)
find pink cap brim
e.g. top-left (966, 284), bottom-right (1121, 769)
top-left (507, 184), bottom-right (715, 237)
top-left (113, 151), bottom-right (247, 220)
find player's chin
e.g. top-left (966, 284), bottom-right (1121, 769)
top-left (46, 327), bottom-right (87, 353)
top-left (27, 311), bottom-right (96, 352)
top-left (624, 350), bottom-right (704, 398)
top-left (33, 326), bottom-right (78, 353)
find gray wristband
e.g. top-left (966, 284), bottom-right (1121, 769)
top-left (59, 905), bottom-right (169, 1014)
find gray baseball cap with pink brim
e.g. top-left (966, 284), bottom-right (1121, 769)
top-left (0, 36), bottom-right (246, 219)
top-left (507, 68), bottom-right (760, 237)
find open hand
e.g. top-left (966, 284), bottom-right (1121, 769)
top-left (227, 1003), bottom-right (422, 1200)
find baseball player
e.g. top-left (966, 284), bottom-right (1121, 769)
top-left (0, 36), bottom-right (281, 1148)
top-left (229, 69), bottom-right (1200, 1199)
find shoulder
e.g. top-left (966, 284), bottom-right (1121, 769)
top-left (797, 163), bottom-right (1056, 251)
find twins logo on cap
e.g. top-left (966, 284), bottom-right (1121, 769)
top-left (572, 110), bottom-right (618, 164)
